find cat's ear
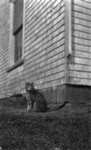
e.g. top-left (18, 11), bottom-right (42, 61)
top-left (25, 81), bottom-right (30, 85)
top-left (25, 82), bottom-right (27, 89)
top-left (32, 82), bottom-right (34, 87)
top-left (25, 81), bottom-right (30, 89)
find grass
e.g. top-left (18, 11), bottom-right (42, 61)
top-left (0, 97), bottom-right (90, 150)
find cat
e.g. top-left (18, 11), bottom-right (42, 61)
top-left (25, 81), bottom-right (47, 112)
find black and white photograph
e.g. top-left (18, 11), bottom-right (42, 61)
top-left (0, 0), bottom-right (90, 149)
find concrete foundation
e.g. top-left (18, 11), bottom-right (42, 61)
top-left (42, 84), bottom-right (91, 112)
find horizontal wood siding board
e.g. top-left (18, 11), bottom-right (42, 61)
top-left (73, 24), bottom-right (91, 34)
top-left (73, 51), bottom-right (91, 59)
top-left (28, 65), bottom-right (65, 80)
top-left (69, 64), bottom-right (91, 72)
top-left (25, 1), bottom-right (65, 25)
top-left (25, 71), bottom-right (65, 85)
top-left (73, 11), bottom-right (91, 22)
top-left (73, 37), bottom-right (91, 46)
top-left (25, 7), bottom-right (65, 29)
top-left (24, 37), bottom-right (65, 58)
top-left (24, 56), bottom-right (65, 76)
top-left (24, 29), bottom-right (65, 56)
top-left (26, 49), bottom-right (64, 67)
top-left (24, 61), bottom-right (65, 79)
top-left (73, 44), bottom-right (90, 52)
top-left (70, 71), bottom-right (91, 79)
top-left (24, 0), bottom-right (66, 88)
top-left (38, 71), bottom-right (65, 83)
top-left (73, 17), bottom-right (91, 28)
top-left (35, 78), bottom-right (65, 89)
top-left (25, 0), bottom-right (64, 20)
top-left (70, 0), bottom-right (91, 86)
top-left (69, 77), bottom-right (91, 86)
top-left (73, 30), bottom-right (91, 40)
top-left (72, 4), bottom-right (91, 16)
top-left (73, 0), bottom-right (91, 9)
top-left (75, 57), bottom-right (91, 66)
top-left (25, 13), bottom-right (65, 42)
top-left (25, 39), bottom-right (65, 60)
top-left (25, 1), bottom-right (65, 29)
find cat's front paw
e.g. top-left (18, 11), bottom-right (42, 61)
top-left (27, 105), bottom-right (33, 112)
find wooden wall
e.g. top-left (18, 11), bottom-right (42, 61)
top-left (0, 0), bottom-right (10, 98)
top-left (1, 0), bottom-right (91, 99)
top-left (0, 0), bottom-right (66, 98)
top-left (24, 0), bottom-right (66, 89)
top-left (0, 0), bottom-right (24, 98)
top-left (69, 0), bottom-right (91, 86)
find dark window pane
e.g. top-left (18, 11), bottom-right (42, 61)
top-left (14, 27), bottom-right (22, 62)
top-left (13, 0), bottom-right (23, 33)
top-left (13, 0), bottom-right (23, 63)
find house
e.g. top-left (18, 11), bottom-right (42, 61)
top-left (0, 0), bottom-right (91, 107)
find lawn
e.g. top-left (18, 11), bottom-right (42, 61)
top-left (0, 98), bottom-right (90, 150)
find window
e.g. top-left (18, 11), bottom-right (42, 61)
top-left (13, 0), bottom-right (23, 63)
top-left (7, 0), bottom-right (24, 72)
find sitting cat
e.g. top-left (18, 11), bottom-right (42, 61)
top-left (25, 81), bottom-right (47, 112)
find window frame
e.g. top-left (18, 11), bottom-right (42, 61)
top-left (13, 0), bottom-right (23, 63)
top-left (14, 24), bottom-right (23, 63)
top-left (7, 0), bottom-right (25, 72)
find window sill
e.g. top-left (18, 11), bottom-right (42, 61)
top-left (7, 58), bottom-right (25, 73)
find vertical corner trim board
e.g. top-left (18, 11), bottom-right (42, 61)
top-left (65, 0), bottom-right (72, 57)
top-left (64, 0), bottom-right (72, 83)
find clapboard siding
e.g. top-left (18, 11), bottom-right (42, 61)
top-left (73, 0), bottom-right (91, 9)
top-left (0, 0), bottom-right (91, 102)
top-left (0, 0), bottom-right (66, 98)
top-left (0, 0), bottom-right (10, 98)
top-left (24, 0), bottom-right (65, 89)
top-left (6, 65), bottom-right (24, 95)
top-left (70, 0), bottom-right (91, 85)
top-left (0, 1), bottom-right (25, 97)
top-left (73, 31), bottom-right (91, 40)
